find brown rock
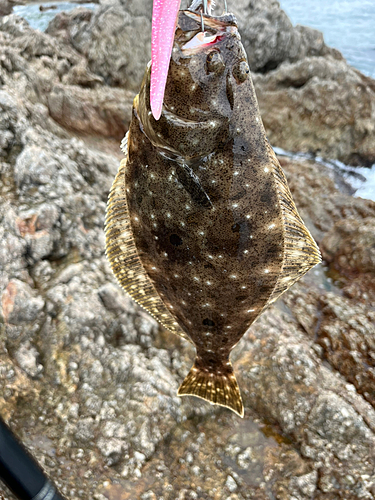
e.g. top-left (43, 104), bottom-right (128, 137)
top-left (321, 217), bottom-right (375, 276)
top-left (254, 57), bottom-right (375, 166)
top-left (47, 4), bottom-right (151, 92)
top-left (0, 0), bottom-right (12, 16)
top-left (316, 292), bottom-right (375, 408)
top-left (277, 157), bottom-right (375, 244)
top-left (47, 84), bottom-right (133, 138)
top-left (231, 0), bottom-right (340, 73)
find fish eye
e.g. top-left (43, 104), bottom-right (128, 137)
top-left (233, 60), bottom-right (250, 84)
top-left (206, 50), bottom-right (225, 75)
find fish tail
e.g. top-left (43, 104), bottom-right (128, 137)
top-left (177, 359), bottom-right (244, 417)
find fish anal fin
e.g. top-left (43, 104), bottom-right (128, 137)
top-left (178, 359), bottom-right (244, 417)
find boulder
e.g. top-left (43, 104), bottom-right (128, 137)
top-left (47, 4), bottom-right (152, 92)
top-left (253, 58), bottom-right (375, 165)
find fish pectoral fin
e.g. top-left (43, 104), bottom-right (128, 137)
top-left (177, 359), bottom-right (244, 417)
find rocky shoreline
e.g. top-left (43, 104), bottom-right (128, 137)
top-left (0, 1), bottom-right (375, 499)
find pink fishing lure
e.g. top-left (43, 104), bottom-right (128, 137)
top-left (151, 0), bottom-right (181, 120)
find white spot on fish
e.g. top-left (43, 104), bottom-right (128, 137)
top-left (264, 167), bottom-right (269, 173)
top-left (243, 250), bottom-right (249, 254)
top-left (264, 269), bottom-right (269, 274)
top-left (268, 223), bottom-right (275, 229)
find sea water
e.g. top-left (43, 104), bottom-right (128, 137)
top-left (280, 0), bottom-right (375, 79)
top-left (13, 2), bottom-right (98, 32)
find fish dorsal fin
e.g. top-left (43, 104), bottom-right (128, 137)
top-left (105, 134), bottom-right (192, 343)
top-left (267, 144), bottom-right (321, 305)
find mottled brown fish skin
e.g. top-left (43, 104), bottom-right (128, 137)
top-left (105, 9), bottom-right (321, 417)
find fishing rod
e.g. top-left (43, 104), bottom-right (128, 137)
top-left (0, 416), bottom-right (67, 500)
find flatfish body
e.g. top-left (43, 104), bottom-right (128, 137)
top-left (105, 8), bottom-right (321, 417)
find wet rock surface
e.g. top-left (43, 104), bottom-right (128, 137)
top-left (0, 1), bottom-right (375, 499)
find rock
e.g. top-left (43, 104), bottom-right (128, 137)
top-left (47, 4), bottom-right (151, 92)
top-left (47, 84), bottom-right (133, 138)
top-left (0, 14), bottom-right (132, 140)
top-left (0, 1), bottom-right (375, 499)
top-left (253, 57), bottom-right (375, 166)
top-left (230, 0), bottom-right (340, 73)
top-left (14, 341), bottom-right (43, 377)
top-left (279, 158), bottom-right (375, 243)
top-left (321, 217), bottom-right (375, 275)
top-left (0, 0), bottom-right (15, 17)
top-left (237, 308), bottom-right (375, 499)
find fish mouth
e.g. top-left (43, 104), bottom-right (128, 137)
top-left (177, 3), bottom-right (237, 54)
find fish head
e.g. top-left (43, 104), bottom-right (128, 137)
top-left (136, 6), bottom-right (251, 159)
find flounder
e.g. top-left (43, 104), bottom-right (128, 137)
top-left (105, 4), bottom-right (321, 417)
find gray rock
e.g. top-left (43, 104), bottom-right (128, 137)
top-left (0, 2), bottom-right (375, 499)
